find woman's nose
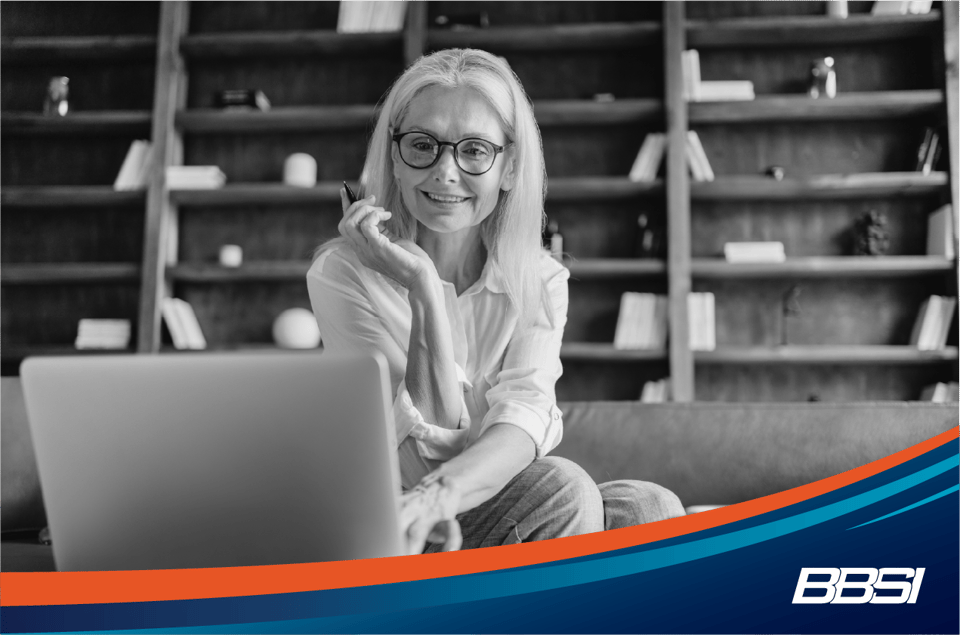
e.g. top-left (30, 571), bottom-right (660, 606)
top-left (431, 145), bottom-right (460, 181)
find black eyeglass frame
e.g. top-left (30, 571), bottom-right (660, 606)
top-left (391, 131), bottom-right (511, 176)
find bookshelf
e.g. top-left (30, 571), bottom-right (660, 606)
top-left (2, 1), bottom-right (957, 404)
top-left (1, 1), bottom-right (160, 371)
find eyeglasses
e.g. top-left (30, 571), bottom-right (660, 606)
top-left (392, 131), bottom-right (510, 176)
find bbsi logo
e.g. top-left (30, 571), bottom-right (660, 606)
top-left (793, 568), bottom-right (925, 604)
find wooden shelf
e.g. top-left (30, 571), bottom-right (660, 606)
top-left (171, 178), bottom-right (663, 206)
top-left (688, 91), bottom-right (943, 123)
top-left (691, 172), bottom-right (948, 200)
top-left (1, 111), bottom-right (152, 135)
top-left (560, 342), bottom-right (668, 362)
top-left (1, 186), bottom-right (146, 208)
top-left (534, 99), bottom-right (663, 126)
top-left (1, 345), bottom-right (135, 363)
top-left (176, 106), bottom-right (377, 133)
top-left (170, 182), bottom-right (342, 206)
top-left (548, 176), bottom-right (664, 201)
top-left (696, 346), bottom-right (959, 365)
top-left (687, 13), bottom-right (940, 48)
top-left (428, 22), bottom-right (661, 51)
top-left (691, 256), bottom-right (955, 279)
top-left (180, 30), bottom-right (403, 58)
top-left (1, 35), bottom-right (157, 63)
top-left (566, 258), bottom-right (667, 278)
top-left (1, 263), bottom-right (141, 284)
top-left (159, 343), bottom-right (324, 353)
top-left (169, 261), bottom-right (311, 283)
top-left (178, 99), bottom-right (662, 133)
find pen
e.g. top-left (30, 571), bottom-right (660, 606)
top-left (343, 181), bottom-right (359, 205)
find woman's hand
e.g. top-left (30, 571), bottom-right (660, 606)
top-left (398, 475), bottom-right (462, 554)
top-left (339, 188), bottom-right (435, 289)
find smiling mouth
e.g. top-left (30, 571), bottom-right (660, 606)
top-left (422, 191), bottom-right (469, 204)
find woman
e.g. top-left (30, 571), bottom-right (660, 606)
top-left (307, 48), bottom-right (683, 555)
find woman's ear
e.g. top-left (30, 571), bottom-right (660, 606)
top-left (499, 152), bottom-right (517, 192)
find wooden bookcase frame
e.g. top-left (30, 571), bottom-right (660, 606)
top-left (3, 0), bottom-right (957, 402)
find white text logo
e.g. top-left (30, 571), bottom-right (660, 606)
top-left (792, 567), bottom-right (925, 604)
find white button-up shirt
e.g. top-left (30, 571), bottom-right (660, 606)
top-left (306, 244), bottom-right (567, 489)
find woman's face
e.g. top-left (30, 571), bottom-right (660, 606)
top-left (391, 85), bottom-right (514, 238)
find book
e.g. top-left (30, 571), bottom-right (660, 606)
top-left (919, 381), bottom-right (959, 402)
top-left (723, 242), bottom-right (786, 263)
top-left (871, 1), bottom-right (910, 15)
top-left (681, 50), bottom-right (701, 102)
top-left (629, 133), bottom-right (666, 182)
top-left (926, 204), bottom-right (956, 258)
top-left (614, 292), bottom-right (667, 350)
top-left (688, 292), bottom-right (716, 351)
top-left (114, 140), bottom-right (151, 191)
top-left (640, 378), bottom-right (670, 403)
top-left (908, 0), bottom-right (933, 14)
top-left (697, 80), bottom-right (756, 102)
top-left (162, 297), bottom-right (190, 350)
top-left (174, 298), bottom-right (207, 350)
top-left (910, 295), bottom-right (955, 350)
top-left (686, 131), bottom-right (715, 182)
top-left (165, 165), bottom-right (226, 190)
top-left (338, 1), bottom-right (407, 33)
top-left (920, 131), bottom-right (941, 175)
top-left (75, 319), bottom-right (131, 349)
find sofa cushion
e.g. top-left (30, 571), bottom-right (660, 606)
top-left (554, 401), bottom-right (957, 507)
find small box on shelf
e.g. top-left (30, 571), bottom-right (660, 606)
top-left (614, 293), bottom-right (668, 351)
top-left (75, 319), bottom-right (131, 350)
top-left (926, 204), bottom-right (955, 259)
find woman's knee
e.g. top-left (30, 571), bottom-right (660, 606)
top-left (517, 456), bottom-right (604, 537)
top-left (599, 480), bottom-right (685, 530)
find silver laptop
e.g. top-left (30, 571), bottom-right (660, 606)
top-left (20, 351), bottom-right (403, 571)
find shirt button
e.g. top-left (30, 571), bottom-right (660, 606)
top-left (552, 412), bottom-right (561, 420)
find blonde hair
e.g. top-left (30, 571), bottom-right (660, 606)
top-left (317, 48), bottom-right (549, 328)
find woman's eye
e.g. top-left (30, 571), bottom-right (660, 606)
top-left (411, 141), bottom-right (436, 151)
top-left (462, 144), bottom-right (490, 157)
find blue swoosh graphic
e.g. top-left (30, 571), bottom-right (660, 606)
top-left (847, 483), bottom-right (960, 529)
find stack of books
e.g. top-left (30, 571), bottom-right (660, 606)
top-left (75, 319), bottom-right (131, 350)
top-left (337, 1), bottom-right (407, 33)
top-left (927, 204), bottom-right (956, 259)
top-left (919, 381), bottom-right (959, 402)
top-left (114, 140), bottom-right (154, 191)
top-left (162, 297), bottom-right (207, 350)
top-left (613, 292), bottom-right (669, 350)
top-left (688, 292), bottom-right (716, 351)
top-left (165, 166), bottom-right (226, 190)
top-left (682, 50), bottom-right (755, 102)
top-left (640, 378), bottom-right (670, 403)
top-left (871, 0), bottom-right (933, 15)
top-left (723, 242), bottom-right (786, 263)
top-left (629, 131), bottom-right (715, 183)
top-left (909, 296), bottom-right (957, 351)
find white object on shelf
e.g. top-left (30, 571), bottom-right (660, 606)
top-left (697, 80), bottom-right (756, 102)
top-left (75, 319), bottom-right (131, 350)
top-left (114, 140), bottom-right (152, 191)
top-left (272, 308), bottom-right (322, 349)
top-left (283, 153), bottom-right (318, 188)
top-left (723, 242), bottom-right (786, 263)
top-left (165, 165), bottom-right (226, 190)
top-left (219, 244), bottom-right (244, 268)
top-left (827, 0), bottom-right (849, 17)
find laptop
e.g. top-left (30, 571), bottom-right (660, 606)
top-left (20, 351), bottom-right (403, 571)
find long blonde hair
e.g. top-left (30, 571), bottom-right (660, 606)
top-left (317, 48), bottom-right (549, 328)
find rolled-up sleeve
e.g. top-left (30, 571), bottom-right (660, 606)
top-left (479, 261), bottom-right (568, 457)
top-left (307, 246), bottom-right (472, 468)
